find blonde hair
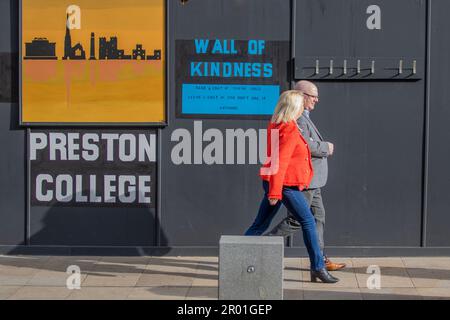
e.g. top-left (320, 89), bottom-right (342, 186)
top-left (271, 90), bottom-right (304, 124)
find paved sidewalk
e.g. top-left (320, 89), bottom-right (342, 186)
top-left (1, 255), bottom-right (449, 300)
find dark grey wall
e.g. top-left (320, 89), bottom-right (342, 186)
top-left (426, 0), bottom-right (450, 246)
top-left (291, 0), bottom-right (426, 247)
top-left (160, 0), bottom-right (291, 246)
top-left (30, 207), bottom-right (157, 246)
top-left (0, 0), bottom-right (449, 253)
top-left (291, 82), bottom-right (424, 247)
top-left (295, 0), bottom-right (425, 57)
top-left (0, 0), bottom-right (25, 245)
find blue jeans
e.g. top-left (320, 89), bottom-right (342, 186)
top-left (245, 181), bottom-right (325, 271)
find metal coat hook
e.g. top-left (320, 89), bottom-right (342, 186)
top-left (315, 60), bottom-right (320, 75)
top-left (371, 60), bottom-right (375, 74)
top-left (343, 60), bottom-right (347, 75)
top-left (329, 59), bottom-right (334, 75)
top-left (357, 60), bottom-right (361, 74)
top-left (399, 59), bottom-right (403, 74)
top-left (413, 60), bottom-right (417, 74)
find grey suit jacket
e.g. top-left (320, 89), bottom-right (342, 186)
top-left (297, 113), bottom-right (330, 189)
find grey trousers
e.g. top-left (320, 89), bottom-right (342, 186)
top-left (267, 188), bottom-right (326, 252)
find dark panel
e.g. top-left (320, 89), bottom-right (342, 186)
top-left (291, 82), bottom-right (424, 247)
top-left (0, 0), bottom-right (26, 245)
top-left (426, 0), bottom-right (450, 246)
top-left (0, 52), bottom-right (18, 103)
top-left (0, 0), bottom-right (448, 252)
top-left (161, 0), bottom-right (291, 246)
top-left (292, 0), bottom-right (425, 247)
top-left (174, 0), bottom-right (290, 40)
top-left (0, 0), bottom-right (18, 103)
top-left (29, 129), bottom-right (158, 246)
top-left (0, 0), bottom-right (18, 52)
top-left (294, 0), bottom-right (426, 80)
top-left (0, 103), bottom-right (26, 245)
top-left (295, 0), bottom-right (425, 57)
top-left (30, 207), bottom-right (156, 246)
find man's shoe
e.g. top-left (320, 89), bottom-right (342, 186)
top-left (325, 256), bottom-right (346, 271)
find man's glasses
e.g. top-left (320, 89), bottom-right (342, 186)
top-left (304, 93), bottom-right (319, 100)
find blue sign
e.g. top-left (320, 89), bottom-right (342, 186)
top-left (175, 39), bottom-right (290, 118)
top-left (182, 84), bottom-right (280, 115)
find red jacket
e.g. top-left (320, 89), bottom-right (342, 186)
top-left (260, 120), bottom-right (314, 200)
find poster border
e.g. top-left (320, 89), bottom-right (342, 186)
top-left (19, 0), bottom-right (168, 128)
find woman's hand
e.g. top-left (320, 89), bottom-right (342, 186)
top-left (268, 198), bottom-right (279, 206)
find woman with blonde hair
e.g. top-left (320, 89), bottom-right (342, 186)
top-left (245, 90), bottom-right (339, 283)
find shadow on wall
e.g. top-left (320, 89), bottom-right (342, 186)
top-left (0, 51), bottom-right (18, 107)
top-left (4, 201), bottom-right (169, 256)
top-left (0, 0), bottom-right (18, 106)
top-left (0, 0), bottom-right (19, 130)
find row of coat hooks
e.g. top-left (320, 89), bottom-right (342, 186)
top-left (314, 59), bottom-right (417, 75)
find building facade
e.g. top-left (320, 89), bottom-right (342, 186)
top-left (0, 0), bottom-right (449, 256)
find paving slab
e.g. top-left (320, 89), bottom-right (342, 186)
top-left (0, 275), bottom-right (35, 286)
top-left (190, 257), bottom-right (218, 288)
top-left (136, 257), bottom-right (200, 287)
top-left (0, 256), bottom-right (50, 268)
top-left (0, 256), bottom-right (50, 285)
top-left (8, 286), bottom-right (72, 300)
top-left (283, 272), bottom-right (303, 290)
top-left (67, 287), bottom-right (133, 300)
top-left (360, 288), bottom-right (423, 300)
top-left (283, 289), bottom-right (304, 300)
top-left (1, 255), bottom-right (449, 300)
top-left (127, 287), bottom-right (188, 300)
top-left (416, 288), bottom-right (450, 300)
top-left (136, 270), bottom-right (196, 287)
top-left (186, 286), bottom-right (218, 300)
top-left (402, 257), bottom-right (450, 288)
top-left (303, 288), bottom-right (363, 300)
top-left (0, 286), bottom-right (21, 300)
top-left (83, 273), bottom-right (142, 287)
top-left (27, 270), bottom-right (87, 287)
top-left (352, 258), bottom-right (414, 288)
top-left (402, 257), bottom-right (450, 269)
top-left (25, 256), bottom-right (99, 287)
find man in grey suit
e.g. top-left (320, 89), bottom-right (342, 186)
top-left (267, 80), bottom-right (346, 271)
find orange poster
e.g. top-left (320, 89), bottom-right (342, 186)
top-left (21, 0), bottom-right (166, 125)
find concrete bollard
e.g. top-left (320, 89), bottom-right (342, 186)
top-left (219, 235), bottom-right (284, 300)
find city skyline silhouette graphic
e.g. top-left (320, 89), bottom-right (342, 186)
top-left (25, 13), bottom-right (162, 61)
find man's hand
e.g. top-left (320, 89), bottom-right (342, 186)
top-left (327, 142), bottom-right (334, 155)
top-left (269, 198), bottom-right (279, 206)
